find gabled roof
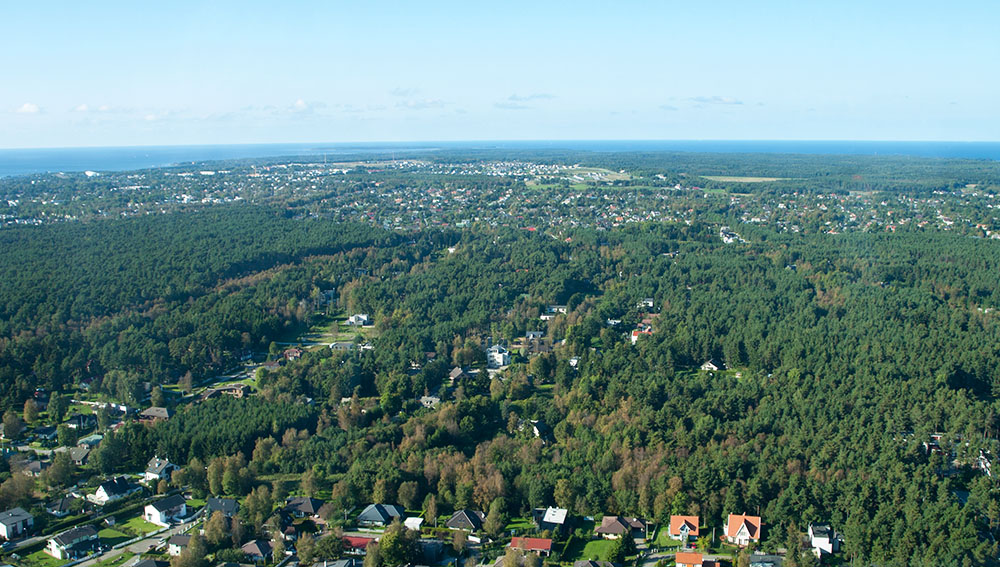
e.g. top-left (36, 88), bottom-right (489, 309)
top-left (241, 539), bottom-right (273, 558)
top-left (343, 536), bottom-right (374, 549)
top-left (726, 514), bottom-right (761, 539)
top-left (146, 457), bottom-right (175, 475)
top-left (206, 497), bottom-right (240, 517)
top-left (0, 507), bottom-right (31, 527)
top-left (285, 497), bottom-right (325, 516)
top-left (46, 496), bottom-right (79, 514)
top-left (98, 476), bottom-right (133, 496)
top-left (541, 507), bottom-right (567, 525)
top-left (134, 559), bottom-right (170, 567)
top-left (168, 535), bottom-right (190, 547)
top-left (595, 515), bottom-right (644, 535)
top-left (675, 552), bottom-right (704, 565)
top-left (148, 494), bottom-right (185, 513)
top-left (446, 509), bottom-right (485, 531)
top-left (669, 515), bottom-right (700, 536)
top-left (313, 560), bottom-right (363, 567)
top-left (51, 525), bottom-right (98, 547)
top-left (140, 407), bottom-right (173, 419)
top-left (449, 367), bottom-right (466, 380)
top-left (357, 503), bottom-right (405, 524)
top-left (509, 537), bottom-right (552, 553)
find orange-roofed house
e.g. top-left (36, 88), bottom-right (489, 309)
top-left (669, 515), bottom-right (700, 542)
top-left (724, 514), bottom-right (762, 547)
top-left (509, 537), bottom-right (553, 557)
top-left (675, 552), bottom-right (713, 567)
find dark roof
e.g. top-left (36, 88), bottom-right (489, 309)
top-left (99, 476), bottom-right (134, 496)
top-left (168, 535), bottom-right (191, 547)
top-left (285, 496), bottom-right (325, 516)
top-left (313, 560), bottom-right (363, 567)
top-left (146, 457), bottom-right (175, 475)
top-left (241, 539), bottom-right (273, 558)
top-left (52, 525), bottom-right (98, 547)
top-left (357, 503), bottom-right (405, 524)
top-left (206, 497), bottom-right (240, 517)
top-left (149, 494), bottom-right (186, 513)
top-left (0, 507), bottom-right (31, 527)
top-left (46, 496), bottom-right (80, 514)
top-left (595, 516), bottom-right (644, 535)
top-left (446, 509), bottom-right (485, 531)
top-left (134, 560), bottom-right (170, 567)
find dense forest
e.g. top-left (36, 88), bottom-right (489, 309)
top-left (3, 152), bottom-right (1000, 566)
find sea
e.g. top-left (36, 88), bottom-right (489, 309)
top-left (1, 140), bottom-right (999, 178)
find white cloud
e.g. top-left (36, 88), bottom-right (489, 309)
top-left (16, 102), bottom-right (40, 114)
top-left (494, 101), bottom-right (529, 110)
top-left (508, 93), bottom-right (554, 102)
top-left (396, 99), bottom-right (446, 110)
top-left (689, 96), bottom-right (743, 105)
top-left (73, 104), bottom-right (89, 112)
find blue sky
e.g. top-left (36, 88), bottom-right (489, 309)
top-left (2, 1), bottom-right (998, 148)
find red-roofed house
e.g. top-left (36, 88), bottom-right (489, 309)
top-left (509, 537), bottom-right (552, 557)
top-left (724, 514), bottom-right (761, 547)
top-left (344, 537), bottom-right (375, 556)
top-left (675, 552), bottom-right (714, 567)
top-left (668, 515), bottom-right (700, 542)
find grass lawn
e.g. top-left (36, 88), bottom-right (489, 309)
top-left (564, 538), bottom-right (616, 562)
top-left (653, 528), bottom-right (684, 548)
top-left (505, 517), bottom-right (535, 533)
top-left (92, 552), bottom-right (134, 567)
top-left (98, 528), bottom-right (131, 546)
top-left (120, 515), bottom-right (161, 536)
top-left (22, 549), bottom-right (66, 567)
top-left (185, 497), bottom-right (206, 509)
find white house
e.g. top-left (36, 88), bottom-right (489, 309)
top-left (0, 507), bottom-right (33, 540)
top-left (47, 525), bottom-right (98, 559)
top-left (808, 523), bottom-right (841, 557)
top-left (91, 476), bottom-right (138, 505)
top-left (700, 359), bottom-right (725, 372)
top-left (144, 494), bottom-right (186, 527)
top-left (347, 314), bottom-right (370, 326)
top-left (487, 345), bottom-right (510, 368)
top-left (144, 457), bottom-right (178, 484)
top-left (724, 514), bottom-right (761, 547)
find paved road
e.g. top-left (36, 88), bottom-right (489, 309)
top-left (74, 522), bottom-right (193, 567)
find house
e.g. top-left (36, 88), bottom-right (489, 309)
top-left (700, 359), bottom-right (725, 372)
top-left (285, 497), bottom-right (324, 518)
top-left (139, 406), bottom-right (173, 424)
top-left (314, 560), bottom-right (363, 567)
top-left (525, 331), bottom-right (545, 340)
top-left (206, 497), bottom-right (240, 518)
top-left (675, 552), bottom-right (714, 567)
top-left (69, 446), bottom-right (91, 465)
top-left (546, 305), bottom-right (568, 314)
top-left (343, 536), bottom-right (374, 555)
top-left (630, 326), bottom-right (652, 345)
top-left (448, 367), bottom-right (467, 384)
top-left (144, 494), bottom-right (186, 527)
top-left (446, 509), bottom-right (485, 531)
top-left (419, 396), bottom-right (440, 409)
top-left (808, 523), bottom-right (841, 557)
top-left (22, 460), bottom-right (49, 477)
top-left (748, 552), bottom-right (783, 567)
top-left (241, 539), bottom-right (273, 562)
top-left (77, 433), bottom-right (104, 447)
top-left (34, 426), bottom-right (57, 442)
top-left (669, 515), bottom-right (700, 542)
top-left (64, 413), bottom-right (96, 430)
top-left (593, 516), bottom-right (644, 539)
top-left (509, 537), bottom-right (552, 557)
top-left (487, 345), bottom-right (510, 368)
top-left (46, 496), bottom-right (81, 518)
top-left (638, 298), bottom-right (655, 309)
top-left (168, 535), bottom-right (190, 556)
top-left (91, 476), bottom-right (139, 505)
top-left (133, 560), bottom-right (170, 567)
top-left (356, 504), bottom-right (405, 527)
top-left (404, 517), bottom-right (424, 531)
top-left (532, 507), bottom-right (568, 532)
top-left (47, 525), bottom-right (98, 559)
top-left (200, 384), bottom-right (251, 401)
top-left (347, 314), bottom-right (370, 326)
top-left (144, 457), bottom-right (178, 483)
top-left (330, 342), bottom-right (356, 352)
top-left (261, 360), bottom-right (282, 371)
top-left (283, 348), bottom-right (304, 361)
top-left (724, 514), bottom-right (762, 547)
top-left (0, 508), bottom-right (33, 540)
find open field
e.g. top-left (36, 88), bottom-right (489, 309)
top-left (701, 175), bottom-right (789, 182)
